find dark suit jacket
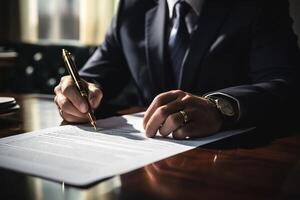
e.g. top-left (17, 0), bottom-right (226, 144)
top-left (79, 0), bottom-right (300, 127)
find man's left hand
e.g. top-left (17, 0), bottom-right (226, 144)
top-left (143, 90), bottom-right (223, 139)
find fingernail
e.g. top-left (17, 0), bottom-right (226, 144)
top-left (145, 129), bottom-right (154, 138)
top-left (146, 132), bottom-right (155, 138)
top-left (80, 103), bottom-right (87, 113)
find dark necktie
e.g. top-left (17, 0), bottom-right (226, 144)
top-left (168, 1), bottom-right (191, 87)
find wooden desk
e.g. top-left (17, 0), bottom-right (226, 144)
top-left (0, 94), bottom-right (300, 200)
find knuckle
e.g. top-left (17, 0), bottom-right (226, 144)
top-left (157, 106), bottom-right (169, 119)
top-left (153, 94), bottom-right (162, 103)
top-left (184, 95), bottom-right (194, 104)
top-left (174, 90), bottom-right (184, 95)
top-left (185, 92), bottom-right (192, 96)
top-left (54, 96), bottom-right (58, 105)
top-left (60, 75), bottom-right (67, 82)
top-left (61, 75), bottom-right (71, 82)
top-left (185, 95), bottom-right (193, 101)
top-left (54, 85), bottom-right (61, 94)
top-left (61, 83), bottom-right (73, 96)
top-left (94, 87), bottom-right (103, 98)
top-left (59, 98), bottom-right (69, 111)
top-left (153, 96), bottom-right (162, 108)
top-left (89, 82), bottom-right (97, 88)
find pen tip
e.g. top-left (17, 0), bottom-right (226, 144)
top-left (92, 122), bottom-right (97, 131)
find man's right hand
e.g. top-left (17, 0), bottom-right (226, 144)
top-left (54, 75), bottom-right (103, 123)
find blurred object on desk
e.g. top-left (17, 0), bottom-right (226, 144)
top-left (0, 97), bottom-right (20, 115)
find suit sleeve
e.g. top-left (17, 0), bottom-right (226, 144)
top-left (207, 0), bottom-right (300, 127)
top-left (79, 0), bottom-right (131, 101)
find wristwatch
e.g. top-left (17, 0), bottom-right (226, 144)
top-left (204, 96), bottom-right (238, 127)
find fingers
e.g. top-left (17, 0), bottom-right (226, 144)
top-left (143, 90), bottom-right (186, 129)
top-left (143, 91), bottom-right (223, 139)
top-left (57, 106), bottom-right (88, 123)
top-left (144, 92), bottom-right (187, 137)
top-left (144, 90), bottom-right (192, 137)
top-left (87, 83), bottom-right (103, 109)
top-left (59, 76), bottom-right (88, 113)
top-left (171, 104), bottom-right (222, 139)
top-left (54, 75), bottom-right (103, 123)
top-left (159, 112), bottom-right (184, 137)
top-left (159, 106), bottom-right (194, 138)
top-left (54, 94), bottom-right (87, 120)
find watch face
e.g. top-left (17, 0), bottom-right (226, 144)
top-left (216, 98), bottom-right (235, 117)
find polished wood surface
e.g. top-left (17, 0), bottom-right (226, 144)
top-left (0, 94), bottom-right (300, 200)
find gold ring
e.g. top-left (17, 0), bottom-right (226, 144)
top-left (179, 110), bottom-right (189, 124)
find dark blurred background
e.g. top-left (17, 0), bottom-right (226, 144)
top-left (0, 0), bottom-right (299, 95)
top-left (0, 0), bottom-right (118, 94)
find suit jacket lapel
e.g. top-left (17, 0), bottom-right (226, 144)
top-left (145, 0), bottom-right (167, 94)
top-left (180, 0), bottom-right (233, 90)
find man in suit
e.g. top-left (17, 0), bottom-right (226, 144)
top-left (54, 0), bottom-right (300, 139)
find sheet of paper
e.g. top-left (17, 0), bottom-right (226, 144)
top-left (0, 113), bottom-right (254, 186)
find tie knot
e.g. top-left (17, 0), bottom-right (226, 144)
top-left (174, 1), bottom-right (190, 18)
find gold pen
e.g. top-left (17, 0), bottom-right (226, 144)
top-left (62, 49), bottom-right (97, 130)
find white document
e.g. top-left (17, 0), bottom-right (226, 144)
top-left (0, 113), bottom-right (254, 186)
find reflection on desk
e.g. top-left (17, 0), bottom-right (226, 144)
top-left (0, 94), bottom-right (61, 138)
top-left (0, 94), bottom-right (300, 200)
